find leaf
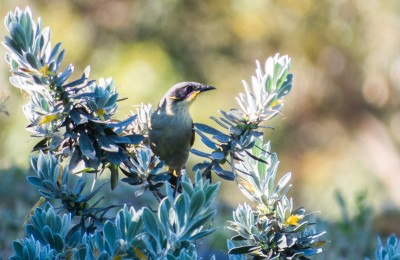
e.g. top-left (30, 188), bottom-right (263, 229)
top-left (69, 148), bottom-right (82, 172)
top-left (195, 123), bottom-right (227, 137)
top-left (56, 64), bottom-right (73, 86)
top-left (78, 181), bottom-right (108, 202)
top-left (220, 110), bottom-right (241, 124)
top-left (166, 184), bottom-right (175, 204)
top-left (96, 134), bottom-right (119, 152)
top-left (275, 172), bottom-right (291, 193)
top-left (125, 134), bottom-right (145, 144)
top-left (78, 131), bottom-right (96, 159)
top-left (21, 13), bottom-right (33, 47)
top-left (276, 74), bottom-right (292, 99)
top-left (142, 208), bottom-right (159, 240)
top-left (105, 150), bottom-right (126, 165)
top-left (189, 191), bottom-right (205, 218)
top-left (26, 224), bottom-right (45, 243)
top-left (192, 162), bottom-right (210, 172)
top-left (27, 176), bottom-right (43, 188)
top-left (49, 132), bottom-right (64, 150)
top-left (67, 229), bottom-right (82, 248)
top-left (94, 231), bottom-right (105, 252)
top-left (181, 182), bottom-right (194, 197)
top-left (98, 252), bottom-right (110, 260)
top-left (3, 36), bottom-right (22, 55)
top-left (189, 228), bottom-right (216, 241)
top-left (292, 221), bottom-right (308, 233)
top-left (25, 52), bottom-right (39, 69)
top-left (63, 72), bottom-right (88, 89)
top-left (12, 241), bottom-right (23, 258)
top-left (107, 135), bottom-right (131, 144)
top-left (39, 190), bottom-right (57, 199)
top-left (194, 129), bottom-right (218, 149)
top-left (69, 109), bottom-right (88, 125)
top-left (151, 161), bottom-right (165, 175)
top-left (211, 151), bottom-right (225, 160)
top-left (104, 221), bottom-right (117, 248)
top-left (121, 177), bottom-right (141, 186)
top-left (105, 115), bottom-right (136, 134)
top-left (42, 180), bottom-right (57, 192)
top-left (190, 149), bottom-right (211, 158)
top-left (43, 226), bottom-right (55, 246)
top-left (9, 22), bottom-right (27, 50)
top-left (110, 164), bottom-right (119, 190)
top-left (71, 92), bottom-right (97, 100)
top-left (158, 202), bottom-right (171, 238)
top-left (212, 132), bottom-right (230, 143)
top-left (175, 195), bottom-right (188, 228)
top-left (244, 149), bottom-right (269, 165)
top-left (53, 234), bottom-right (64, 252)
top-left (73, 178), bottom-right (86, 195)
top-left (213, 164), bottom-right (235, 181)
top-left (204, 182), bottom-right (220, 207)
top-left (49, 42), bottom-right (62, 62)
top-left (228, 245), bottom-right (261, 254)
top-left (56, 50), bottom-right (65, 71)
top-left (231, 235), bottom-right (247, 241)
top-left (180, 210), bottom-right (215, 240)
top-left (299, 248), bottom-right (323, 256)
top-left (227, 109), bottom-right (245, 123)
top-left (210, 116), bottom-right (230, 129)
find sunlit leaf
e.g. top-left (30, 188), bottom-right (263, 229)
top-left (78, 131), bottom-right (96, 159)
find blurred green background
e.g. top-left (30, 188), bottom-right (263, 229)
top-left (1, 0), bottom-right (400, 258)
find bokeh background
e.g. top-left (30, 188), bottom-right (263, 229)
top-left (1, 0), bottom-right (400, 258)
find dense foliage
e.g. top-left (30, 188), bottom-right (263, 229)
top-left (2, 6), bottom-right (361, 259)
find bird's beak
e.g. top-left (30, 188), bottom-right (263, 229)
top-left (198, 85), bottom-right (216, 93)
top-left (187, 85), bottom-right (216, 101)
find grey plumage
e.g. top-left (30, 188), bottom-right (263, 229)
top-left (148, 82), bottom-right (215, 185)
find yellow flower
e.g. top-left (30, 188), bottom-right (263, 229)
top-left (40, 64), bottom-right (56, 77)
top-left (285, 214), bottom-right (303, 226)
top-left (39, 114), bottom-right (58, 125)
top-left (96, 108), bottom-right (106, 121)
top-left (238, 178), bottom-right (256, 194)
top-left (132, 247), bottom-right (148, 260)
top-left (270, 99), bottom-right (283, 108)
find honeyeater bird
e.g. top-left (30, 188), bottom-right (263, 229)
top-left (148, 82), bottom-right (215, 188)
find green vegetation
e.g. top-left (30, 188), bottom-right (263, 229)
top-left (2, 1), bottom-right (400, 259)
top-left (2, 7), bottom-right (326, 258)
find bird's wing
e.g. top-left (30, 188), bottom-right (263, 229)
top-left (190, 122), bottom-right (195, 147)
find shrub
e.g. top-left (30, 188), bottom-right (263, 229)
top-left (3, 7), bottom-right (327, 259)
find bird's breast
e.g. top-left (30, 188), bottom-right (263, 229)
top-left (148, 105), bottom-right (193, 170)
top-left (151, 106), bottom-right (192, 130)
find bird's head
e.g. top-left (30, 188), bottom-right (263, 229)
top-left (161, 82), bottom-right (216, 107)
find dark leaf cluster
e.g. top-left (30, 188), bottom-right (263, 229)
top-left (3, 8), bottom-right (143, 184)
top-left (28, 152), bottom-right (118, 226)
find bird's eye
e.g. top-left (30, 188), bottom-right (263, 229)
top-left (186, 85), bottom-right (193, 93)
